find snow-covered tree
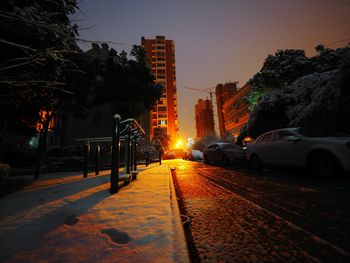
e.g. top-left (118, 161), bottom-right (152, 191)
top-left (245, 49), bottom-right (350, 138)
top-left (246, 45), bottom-right (350, 114)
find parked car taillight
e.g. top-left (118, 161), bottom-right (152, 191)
top-left (346, 142), bottom-right (350, 149)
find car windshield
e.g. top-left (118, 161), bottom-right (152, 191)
top-left (297, 127), bottom-right (350, 138)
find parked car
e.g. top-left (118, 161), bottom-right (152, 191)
top-left (203, 142), bottom-right (245, 166)
top-left (246, 127), bottom-right (350, 177)
top-left (183, 150), bottom-right (203, 161)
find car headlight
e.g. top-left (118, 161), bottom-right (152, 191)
top-left (346, 142), bottom-right (350, 149)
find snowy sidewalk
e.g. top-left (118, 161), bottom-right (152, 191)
top-left (0, 163), bottom-right (189, 263)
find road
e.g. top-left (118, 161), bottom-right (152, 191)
top-left (169, 159), bottom-right (350, 262)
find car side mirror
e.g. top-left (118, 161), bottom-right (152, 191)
top-left (286, 135), bottom-right (300, 142)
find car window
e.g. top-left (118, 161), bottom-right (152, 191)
top-left (222, 143), bottom-right (241, 149)
top-left (254, 136), bottom-right (263, 143)
top-left (258, 133), bottom-right (272, 143)
top-left (273, 131), bottom-right (295, 141)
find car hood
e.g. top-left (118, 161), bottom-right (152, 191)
top-left (305, 137), bottom-right (350, 143)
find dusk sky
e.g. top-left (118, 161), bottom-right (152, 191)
top-left (75, 0), bottom-right (349, 141)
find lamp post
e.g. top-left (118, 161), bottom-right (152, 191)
top-left (110, 114), bottom-right (121, 193)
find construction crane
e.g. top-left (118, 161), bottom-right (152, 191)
top-left (184, 82), bottom-right (239, 136)
top-left (184, 86), bottom-right (216, 101)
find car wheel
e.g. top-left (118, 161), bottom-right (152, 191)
top-left (204, 155), bottom-right (209, 164)
top-left (308, 152), bottom-right (340, 177)
top-left (222, 155), bottom-right (229, 166)
top-left (251, 154), bottom-right (263, 170)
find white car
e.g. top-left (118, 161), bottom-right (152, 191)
top-left (246, 127), bottom-right (350, 177)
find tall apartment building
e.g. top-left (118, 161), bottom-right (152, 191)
top-left (215, 82), bottom-right (238, 137)
top-left (141, 36), bottom-right (179, 145)
top-left (195, 99), bottom-right (215, 139)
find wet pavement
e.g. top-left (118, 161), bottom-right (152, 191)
top-left (171, 159), bottom-right (350, 262)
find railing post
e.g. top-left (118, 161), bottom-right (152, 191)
top-left (146, 152), bottom-right (149, 167)
top-left (110, 115), bottom-right (121, 193)
top-left (83, 142), bottom-right (90, 178)
top-left (126, 127), bottom-right (131, 174)
top-left (133, 140), bottom-right (137, 171)
top-left (95, 143), bottom-right (100, 176)
top-left (130, 139), bottom-right (135, 171)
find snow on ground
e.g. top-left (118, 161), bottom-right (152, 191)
top-left (0, 164), bottom-right (189, 263)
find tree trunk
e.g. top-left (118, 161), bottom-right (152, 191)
top-left (34, 111), bottom-right (53, 179)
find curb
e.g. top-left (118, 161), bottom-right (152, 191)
top-left (168, 164), bottom-right (190, 262)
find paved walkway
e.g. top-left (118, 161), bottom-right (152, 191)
top-left (0, 163), bottom-right (189, 262)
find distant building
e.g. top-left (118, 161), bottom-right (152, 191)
top-left (85, 43), bottom-right (110, 59)
top-left (195, 98), bottom-right (215, 139)
top-left (215, 82), bottom-right (238, 137)
top-left (223, 83), bottom-right (252, 138)
top-left (141, 36), bottom-right (179, 145)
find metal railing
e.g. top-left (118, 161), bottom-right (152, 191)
top-left (75, 114), bottom-right (147, 193)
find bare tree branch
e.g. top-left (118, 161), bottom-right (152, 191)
top-left (0, 38), bottom-right (36, 52)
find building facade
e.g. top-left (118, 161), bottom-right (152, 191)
top-left (223, 83), bottom-right (252, 138)
top-left (215, 82), bottom-right (238, 137)
top-left (141, 36), bottom-right (179, 145)
top-left (195, 99), bottom-right (215, 139)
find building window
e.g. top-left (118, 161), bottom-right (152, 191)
top-left (158, 106), bottom-right (167, 112)
top-left (158, 120), bottom-right (167, 125)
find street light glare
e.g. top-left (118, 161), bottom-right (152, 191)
top-left (175, 139), bottom-right (183, 149)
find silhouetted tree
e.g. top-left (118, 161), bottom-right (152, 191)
top-left (152, 127), bottom-right (171, 150)
top-left (91, 45), bottom-right (163, 118)
top-left (0, 0), bottom-right (81, 149)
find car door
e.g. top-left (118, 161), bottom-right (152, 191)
top-left (259, 132), bottom-right (274, 164)
top-left (205, 144), bottom-right (217, 162)
top-left (213, 144), bottom-right (223, 162)
top-left (269, 131), bottom-right (301, 166)
top-left (251, 132), bottom-right (273, 164)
